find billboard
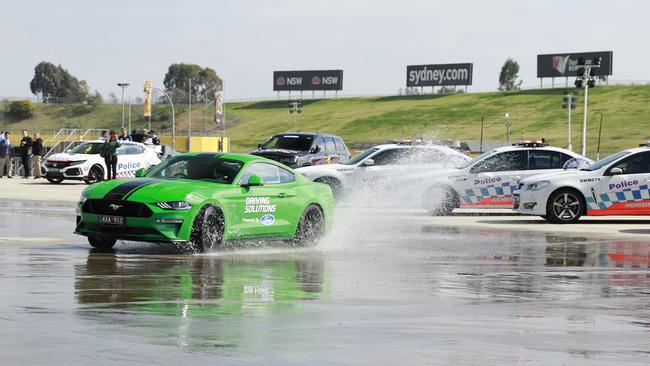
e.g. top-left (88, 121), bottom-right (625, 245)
top-left (406, 63), bottom-right (473, 87)
top-left (273, 70), bottom-right (343, 91)
top-left (537, 51), bottom-right (613, 78)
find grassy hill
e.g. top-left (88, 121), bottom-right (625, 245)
top-left (3, 85), bottom-right (650, 157)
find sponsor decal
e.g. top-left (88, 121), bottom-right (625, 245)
top-left (260, 214), bottom-right (275, 225)
top-left (245, 196), bottom-right (277, 213)
top-left (609, 180), bottom-right (638, 190)
top-left (276, 76), bottom-right (286, 86)
top-left (285, 77), bottom-right (302, 86)
top-left (311, 76), bottom-right (321, 85)
top-left (462, 196), bottom-right (513, 207)
top-left (580, 178), bottom-right (601, 183)
top-left (474, 177), bottom-right (502, 185)
top-left (448, 174), bottom-right (467, 182)
top-left (242, 218), bottom-right (258, 223)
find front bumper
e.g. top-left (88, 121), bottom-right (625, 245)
top-left (513, 189), bottom-right (547, 215)
top-left (46, 166), bottom-right (86, 180)
top-left (74, 200), bottom-right (194, 243)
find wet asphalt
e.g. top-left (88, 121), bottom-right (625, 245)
top-left (0, 201), bottom-right (649, 365)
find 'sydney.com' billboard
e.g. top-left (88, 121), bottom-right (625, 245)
top-left (406, 63), bottom-right (473, 87)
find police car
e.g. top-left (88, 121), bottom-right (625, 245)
top-left (43, 140), bottom-right (161, 184)
top-left (295, 143), bottom-right (471, 200)
top-left (514, 145), bottom-right (650, 223)
top-left (399, 141), bottom-right (592, 215)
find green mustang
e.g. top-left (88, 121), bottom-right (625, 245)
top-left (74, 153), bottom-right (334, 252)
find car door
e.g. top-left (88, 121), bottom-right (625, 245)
top-left (596, 151), bottom-right (650, 214)
top-left (115, 145), bottom-right (145, 178)
top-left (463, 150), bottom-right (527, 207)
top-left (236, 163), bottom-right (296, 237)
top-left (353, 148), bottom-right (407, 190)
top-left (527, 149), bottom-right (574, 176)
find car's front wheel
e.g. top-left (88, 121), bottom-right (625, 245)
top-left (293, 204), bottom-right (325, 247)
top-left (424, 185), bottom-right (457, 215)
top-left (191, 205), bottom-right (225, 253)
top-left (88, 236), bottom-right (117, 249)
top-left (84, 165), bottom-right (104, 184)
top-left (546, 189), bottom-right (584, 224)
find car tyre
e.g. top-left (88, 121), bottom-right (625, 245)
top-left (84, 165), bottom-right (104, 185)
top-left (191, 205), bottom-right (225, 253)
top-left (546, 189), bottom-right (584, 224)
top-left (46, 175), bottom-right (63, 184)
top-left (293, 204), bottom-right (325, 247)
top-left (424, 185), bottom-right (456, 216)
top-left (315, 177), bottom-right (344, 202)
top-left (87, 236), bottom-right (117, 250)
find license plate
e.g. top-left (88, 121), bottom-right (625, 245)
top-left (98, 215), bottom-right (125, 226)
top-left (49, 168), bottom-right (59, 172)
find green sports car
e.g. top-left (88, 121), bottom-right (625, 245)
top-left (74, 153), bottom-right (334, 252)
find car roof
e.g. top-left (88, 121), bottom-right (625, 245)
top-left (173, 152), bottom-right (281, 164)
top-left (271, 132), bottom-right (342, 138)
top-left (372, 143), bottom-right (469, 155)
top-left (489, 144), bottom-right (585, 157)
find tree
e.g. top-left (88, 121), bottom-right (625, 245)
top-left (498, 58), bottom-right (522, 91)
top-left (86, 91), bottom-right (103, 109)
top-left (163, 63), bottom-right (223, 103)
top-left (29, 61), bottom-right (90, 103)
top-left (5, 100), bottom-right (36, 119)
top-left (108, 92), bottom-right (119, 104)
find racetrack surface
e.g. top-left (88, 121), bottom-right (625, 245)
top-left (0, 200), bottom-right (649, 365)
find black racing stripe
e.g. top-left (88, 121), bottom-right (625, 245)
top-left (104, 179), bottom-right (158, 201)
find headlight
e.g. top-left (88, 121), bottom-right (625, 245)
top-left (79, 195), bottom-right (88, 204)
top-left (156, 201), bottom-right (192, 210)
top-left (525, 180), bottom-right (550, 191)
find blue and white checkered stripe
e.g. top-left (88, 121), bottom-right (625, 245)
top-left (585, 184), bottom-right (650, 210)
top-left (462, 181), bottom-right (515, 204)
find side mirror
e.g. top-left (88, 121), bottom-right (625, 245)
top-left (135, 167), bottom-right (147, 178)
top-left (609, 167), bottom-right (623, 175)
top-left (311, 146), bottom-right (320, 154)
top-left (257, 144), bottom-right (263, 150)
top-left (241, 175), bottom-right (264, 187)
top-left (362, 158), bottom-right (375, 167)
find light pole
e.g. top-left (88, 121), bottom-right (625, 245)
top-left (144, 85), bottom-right (176, 151)
top-left (117, 83), bottom-right (130, 129)
top-left (504, 113), bottom-right (512, 144)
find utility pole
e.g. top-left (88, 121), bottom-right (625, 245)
top-left (479, 116), bottom-right (484, 153)
top-left (289, 99), bottom-right (303, 131)
top-left (504, 113), bottom-right (512, 144)
top-left (188, 78), bottom-right (192, 152)
top-left (128, 96), bottom-right (132, 133)
top-left (596, 114), bottom-right (604, 161)
top-left (117, 83), bottom-right (130, 129)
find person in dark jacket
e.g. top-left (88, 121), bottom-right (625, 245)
top-left (0, 132), bottom-right (13, 178)
top-left (103, 131), bottom-right (121, 180)
top-left (118, 128), bottom-right (132, 141)
top-left (31, 133), bottom-right (44, 179)
top-left (19, 130), bottom-right (33, 178)
top-left (149, 130), bottom-right (160, 145)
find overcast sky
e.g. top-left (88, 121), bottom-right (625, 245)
top-left (0, 0), bottom-right (647, 101)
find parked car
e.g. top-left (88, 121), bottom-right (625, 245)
top-left (251, 132), bottom-right (350, 168)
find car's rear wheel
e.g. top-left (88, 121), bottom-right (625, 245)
top-left (546, 189), bottom-right (584, 224)
top-left (46, 175), bottom-right (63, 184)
top-left (315, 177), bottom-right (344, 202)
top-left (424, 185), bottom-right (457, 215)
top-left (87, 236), bottom-right (117, 249)
top-left (191, 205), bottom-right (225, 253)
top-left (293, 204), bottom-right (325, 247)
top-left (84, 165), bottom-right (104, 184)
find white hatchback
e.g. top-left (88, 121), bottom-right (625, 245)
top-left (43, 140), bottom-right (161, 184)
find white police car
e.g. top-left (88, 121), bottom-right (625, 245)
top-left (399, 141), bottom-right (592, 215)
top-left (514, 146), bottom-right (650, 223)
top-left (43, 140), bottom-right (160, 184)
top-left (295, 143), bottom-right (471, 200)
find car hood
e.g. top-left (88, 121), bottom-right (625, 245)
top-left (296, 163), bottom-right (349, 173)
top-left (519, 169), bottom-right (596, 184)
top-left (82, 178), bottom-right (232, 202)
top-left (251, 149), bottom-right (308, 156)
top-left (46, 152), bottom-right (94, 162)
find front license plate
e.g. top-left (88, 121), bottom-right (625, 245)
top-left (98, 215), bottom-right (125, 226)
top-left (49, 168), bottom-right (59, 172)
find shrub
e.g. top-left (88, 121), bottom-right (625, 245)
top-left (6, 100), bottom-right (36, 119)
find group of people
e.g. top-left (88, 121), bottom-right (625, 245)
top-left (100, 128), bottom-right (160, 145)
top-left (0, 130), bottom-right (44, 179)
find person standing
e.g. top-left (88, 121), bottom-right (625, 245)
top-left (31, 133), bottom-right (44, 179)
top-left (118, 128), bottom-right (132, 141)
top-left (19, 130), bottom-right (33, 178)
top-left (0, 132), bottom-right (14, 178)
top-left (103, 131), bottom-right (121, 180)
top-left (149, 130), bottom-right (160, 145)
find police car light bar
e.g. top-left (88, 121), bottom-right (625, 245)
top-left (514, 140), bottom-right (548, 147)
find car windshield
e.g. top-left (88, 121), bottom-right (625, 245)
top-left (262, 135), bottom-right (314, 151)
top-left (345, 147), bottom-right (379, 165)
top-left (581, 151), bottom-right (630, 171)
top-left (457, 150), bottom-right (494, 169)
top-left (68, 142), bottom-right (103, 155)
top-left (145, 155), bottom-right (244, 184)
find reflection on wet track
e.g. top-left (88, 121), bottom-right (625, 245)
top-left (0, 207), bottom-right (649, 365)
